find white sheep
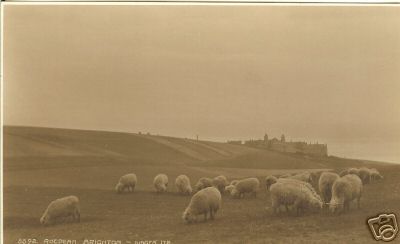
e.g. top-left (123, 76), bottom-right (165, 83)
top-left (182, 187), bottom-right (221, 223)
top-left (318, 172), bottom-right (340, 204)
top-left (329, 174), bottom-right (363, 214)
top-left (265, 175), bottom-right (278, 191)
top-left (212, 175), bottom-right (229, 193)
top-left (175, 175), bottom-right (192, 195)
top-left (40, 196), bottom-right (80, 226)
top-left (115, 173), bottom-right (137, 193)
top-left (269, 181), bottom-right (323, 215)
top-left (154, 173), bottom-right (169, 193)
top-left (358, 167), bottom-right (372, 184)
top-left (370, 168), bottom-right (384, 182)
top-left (194, 177), bottom-right (213, 192)
top-left (231, 178), bottom-right (260, 198)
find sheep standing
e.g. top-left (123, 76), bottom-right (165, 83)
top-left (40, 196), bottom-right (80, 226)
top-left (212, 175), bottom-right (229, 193)
top-left (115, 173), bottom-right (137, 193)
top-left (370, 168), bottom-right (384, 182)
top-left (269, 181), bottom-right (323, 215)
top-left (194, 177), bottom-right (213, 192)
top-left (329, 174), bottom-right (363, 214)
top-left (154, 174), bottom-right (169, 193)
top-left (318, 172), bottom-right (340, 204)
top-left (231, 178), bottom-right (260, 198)
top-left (175, 175), bottom-right (192, 195)
top-left (182, 187), bottom-right (221, 223)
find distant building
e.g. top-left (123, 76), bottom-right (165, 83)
top-left (243, 133), bottom-right (328, 157)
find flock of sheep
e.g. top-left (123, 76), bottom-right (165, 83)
top-left (39, 166), bottom-right (383, 225)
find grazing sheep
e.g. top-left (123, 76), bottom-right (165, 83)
top-left (194, 177), bottom-right (213, 192)
top-left (40, 196), bottom-right (80, 226)
top-left (230, 180), bottom-right (239, 186)
top-left (224, 184), bottom-right (235, 194)
top-left (212, 175), bottom-right (229, 193)
top-left (269, 181), bottom-right (323, 216)
top-left (265, 175), bottom-right (278, 191)
top-left (370, 168), bottom-right (384, 182)
top-left (175, 175), bottom-right (192, 195)
top-left (231, 178), bottom-right (260, 198)
top-left (182, 187), bottom-right (221, 223)
top-left (329, 174), bottom-right (363, 214)
top-left (358, 167), bottom-right (372, 184)
top-left (154, 174), bottom-right (169, 193)
top-left (318, 172), bottom-right (340, 204)
top-left (115, 173), bottom-right (137, 193)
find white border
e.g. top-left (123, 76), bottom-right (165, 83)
top-left (0, 2), bottom-right (398, 243)
top-left (1, 2), bottom-right (4, 243)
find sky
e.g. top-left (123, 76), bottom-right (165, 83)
top-left (3, 4), bottom-right (400, 162)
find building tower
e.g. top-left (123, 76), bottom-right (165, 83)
top-left (264, 133), bottom-right (268, 143)
top-left (281, 134), bottom-right (286, 143)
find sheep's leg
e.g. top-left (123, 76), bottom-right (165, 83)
top-left (209, 208), bottom-right (215, 220)
top-left (204, 212), bottom-right (208, 221)
top-left (357, 197), bottom-right (361, 209)
top-left (254, 191), bottom-right (257, 198)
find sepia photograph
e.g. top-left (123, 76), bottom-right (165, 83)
top-left (1, 2), bottom-right (400, 243)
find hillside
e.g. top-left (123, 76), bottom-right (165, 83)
top-left (3, 126), bottom-right (377, 172)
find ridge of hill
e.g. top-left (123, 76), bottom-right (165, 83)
top-left (3, 126), bottom-right (379, 171)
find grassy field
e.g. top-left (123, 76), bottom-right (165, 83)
top-left (3, 126), bottom-right (400, 243)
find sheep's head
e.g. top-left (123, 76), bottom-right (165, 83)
top-left (328, 199), bottom-right (343, 214)
top-left (182, 208), bottom-right (195, 223)
top-left (265, 176), bottom-right (277, 191)
top-left (185, 186), bottom-right (193, 195)
top-left (230, 188), bottom-right (240, 198)
top-left (115, 183), bottom-right (123, 193)
top-left (194, 183), bottom-right (203, 192)
top-left (225, 185), bottom-right (234, 194)
top-left (40, 213), bottom-right (50, 226)
top-left (310, 198), bottom-right (323, 211)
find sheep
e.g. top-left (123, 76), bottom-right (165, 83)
top-left (329, 174), bottom-right (363, 214)
top-left (231, 178), bottom-right (260, 198)
top-left (40, 196), bottom-right (80, 226)
top-left (182, 187), bottom-right (221, 223)
top-left (224, 184), bottom-right (235, 194)
top-left (212, 175), bottom-right (229, 193)
top-left (230, 180), bottom-right (239, 186)
top-left (370, 168), bottom-right (384, 182)
top-left (318, 172), bottom-right (340, 204)
top-left (115, 173), bottom-right (137, 193)
top-left (358, 167), bottom-right (372, 184)
top-left (154, 173), bottom-right (169, 193)
top-left (265, 175), bottom-right (278, 191)
top-left (194, 177), bottom-right (213, 192)
top-left (269, 181), bottom-right (323, 216)
top-left (175, 175), bottom-right (192, 195)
